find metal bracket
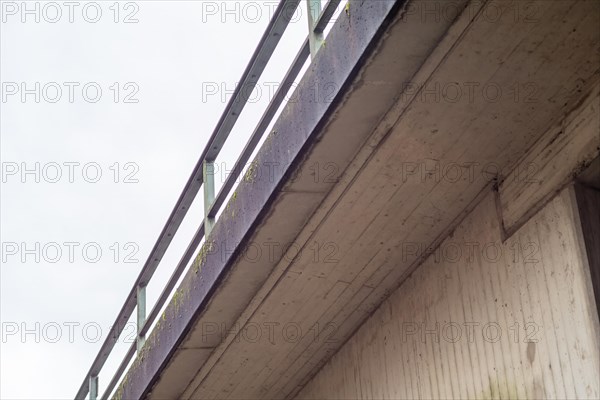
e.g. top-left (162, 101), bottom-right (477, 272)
top-left (203, 160), bottom-right (215, 235)
top-left (89, 375), bottom-right (98, 400)
top-left (306, 0), bottom-right (325, 58)
top-left (136, 285), bottom-right (146, 352)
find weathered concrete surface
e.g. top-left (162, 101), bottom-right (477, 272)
top-left (113, 0), bottom-right (600, 399)
top-left (297, 186), bottom-right (600, 399)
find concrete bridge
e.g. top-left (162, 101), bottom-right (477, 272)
top-left (77, 0), bottom-right (600, 399)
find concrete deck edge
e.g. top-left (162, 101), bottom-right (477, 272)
top-left (113, 1), bottom-right (404, 398)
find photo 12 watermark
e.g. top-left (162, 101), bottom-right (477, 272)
top-left (1, 321), bottom-right (137, 344)
top-left (1, 1), bottom-right (140, 24)
top-left (200, 80), bottom-right (338, 105)
top-left (398, 160), bottom-right (540, 185)
top-left (399, 80), bottom-right (539, 105)
top-left (1, 241), bottom-right (140, 264)
top-left (401, 320), bottom-right (541, 344)
top-left (0, 320), bottom-right (339, 346)
top-left (202, 160), bottom-right (341, 186)
top-left (1, 162), bottom-right (140, 184)
top-left (399, 1), bottom-right (540, 24)
top-left (401, 240), bottom-right (540, 265)
top-left (199, 321), bottom-right (339, 345)
top-left (193, 239), bottom-right (341, 268)
top-left (199, 1), bottom-right (304, 24)
top-left (1, 82), bottom-right (140, 104)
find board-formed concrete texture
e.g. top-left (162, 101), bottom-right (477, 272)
top-left (113, 0), bottom-right (600, 399)
top-left (297, 185), bottom-right (600, 399)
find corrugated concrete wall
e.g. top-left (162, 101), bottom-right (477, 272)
top-left (296, 187), bottom-right (600, 399)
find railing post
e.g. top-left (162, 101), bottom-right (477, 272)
top-left (136, 284), bottom-right (146, 352)
top-left (203, 160), bottom-right (215, 235)
top-left (89, 375), bottom-right (98, 400)
top-left (306, 0), bottom-right (324, 58)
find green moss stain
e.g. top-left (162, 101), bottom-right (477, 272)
top-left (193, 240), bottom-right (215, 274)
top-left (243, 161), bottom-right (259, 183)
top-left (172, 288), bottom-right (184, 310)
top-left (477, 377), bottom-right (521, 400)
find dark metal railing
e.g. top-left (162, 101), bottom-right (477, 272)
top-left (75, 1), bottom-right (343, 399)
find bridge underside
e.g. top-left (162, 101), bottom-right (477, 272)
top-left (114, 1), bottom-right (600, 399)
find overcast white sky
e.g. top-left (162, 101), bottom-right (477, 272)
top-left (0, 1), bottom-right (342, 398)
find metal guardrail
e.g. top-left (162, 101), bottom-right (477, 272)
top-left (75, 1), bottom-right (343, 399)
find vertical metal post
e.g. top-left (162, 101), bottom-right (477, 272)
top-left (203, 160), bottom-right (215, 235)
top-left (89, 375), bottom-right (98, 400)
top-left (136, 284), bottom-right (146, 352)
top-left (306, 0), bottom-right (324, 58)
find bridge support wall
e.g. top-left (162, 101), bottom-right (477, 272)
top-left (297, 89), bottom-right (600, 399)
